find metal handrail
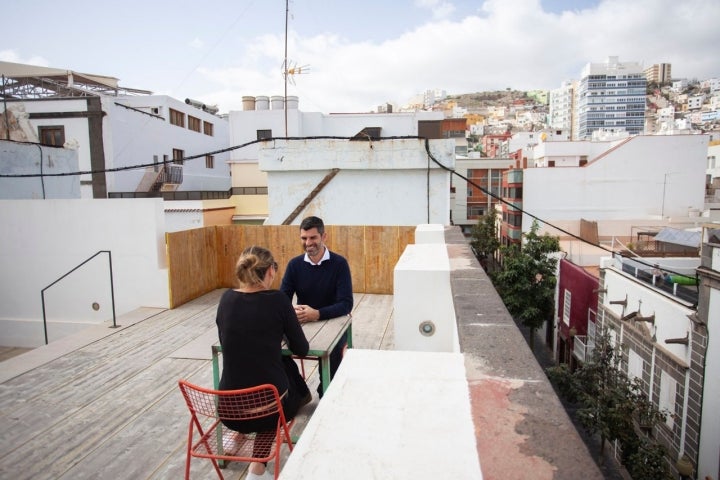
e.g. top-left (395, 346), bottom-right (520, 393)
top-left (40, 250), bottom-right (118, 345)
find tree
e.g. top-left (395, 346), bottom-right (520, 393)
top-left (546, 327), bottom-right (672, 479)
top-left (470, 214), bottom-right (500, 271)
top-left (492, 220), bottom-right (560, 350)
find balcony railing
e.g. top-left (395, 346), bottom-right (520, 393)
top-left (573, 335), bottom-right (594, 364)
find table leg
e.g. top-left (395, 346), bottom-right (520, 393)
top-left (212, 345), bottom-right (221, 390)
top-left (320, 353), bottom-right (331, 394)
top-left (346, 323), bottom-right (353, 349)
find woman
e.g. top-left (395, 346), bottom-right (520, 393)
top-left (216, 246), bottom-right (310, 480)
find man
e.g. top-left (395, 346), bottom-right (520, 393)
top-left (280, 216), bottom-right (353, 397)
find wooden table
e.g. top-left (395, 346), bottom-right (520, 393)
top-left (211, 314), bottom-right (353, 393)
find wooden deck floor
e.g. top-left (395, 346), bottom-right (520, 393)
top-left (0, 290), bottom-right (394, 480)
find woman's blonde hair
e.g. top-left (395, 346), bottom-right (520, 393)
top-left (235, 245), bottom-right (276, 287)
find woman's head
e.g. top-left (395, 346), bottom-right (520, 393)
top-left (235, 245), bottom-right (278, 287)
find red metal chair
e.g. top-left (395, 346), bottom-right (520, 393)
top-left (178, 379), bottom-right (294, 480)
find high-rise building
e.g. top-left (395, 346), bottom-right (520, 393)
top-left (576, 56), bottom-right (647, 140)
top-left (644, 63), bottom-right (672, 84)
top-left (549, 80), bottom-right (576, 135)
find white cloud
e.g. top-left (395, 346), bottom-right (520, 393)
top-left (415, 0), bottom-right (456, 19)
top-left (0, 49), bottom-right (49, 67)
top-left (194, 0), bottom-right (718, 114)
top-left (188, 38), bottom-right (204, 50)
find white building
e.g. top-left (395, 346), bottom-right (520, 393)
top-left (576, 56), bottom-right (646, 140)
top-left (688, 95), bottom-right (706, 110)
top-left (591, 226), bottom-right (720, 479)
top-left (0, 61), bottom-right (231, 199)
top-left (423, 89), bottom-right (447, 108)
top-left (523, 134), bottom-right (709, 265)
top-left (549, 81), bottom-right (576, 134)
top-left (228, 98), bottom-right (447, 225)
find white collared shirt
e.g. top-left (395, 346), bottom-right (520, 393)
top-left (304, 247), bottom-right (330, 266)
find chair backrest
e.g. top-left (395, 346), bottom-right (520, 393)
top-left (178, 380), bottom-right (285, 423)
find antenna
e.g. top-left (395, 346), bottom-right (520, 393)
top-left (283, 61), bottom-right (310, 86)
top-left (282, 0), bottom-right (309, 136)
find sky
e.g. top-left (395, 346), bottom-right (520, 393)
top-left (3, 0), bottom-right (719, 114)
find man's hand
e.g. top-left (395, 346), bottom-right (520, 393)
top-left (295, 305), bottom-right (320, 323)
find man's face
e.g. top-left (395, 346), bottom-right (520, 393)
top-left (300, 227), bottom-right (326, 258)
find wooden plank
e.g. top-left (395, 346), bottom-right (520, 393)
top-left (350, 294), bottom-right (394, 350)
top-left (328, 224), bottom-right (366, 295)
top-left (0, 289), bottom-right (395, 480)
top-left (167, 228), bottom-right (219, 308)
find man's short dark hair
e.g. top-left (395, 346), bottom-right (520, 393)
top-left (300, 216), bottom-right (325, 234)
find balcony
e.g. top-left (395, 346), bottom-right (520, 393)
top-left (573, 335), bottom-right (595, 364)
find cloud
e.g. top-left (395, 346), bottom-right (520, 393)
top-left (415, 0), bottom-right (456, 19)
top-left (188, 38), bottom-right (204, 50)
top-left (193, 0), bottom-right (718, 114)
top-left (0, 49), bottom-right (49, 67)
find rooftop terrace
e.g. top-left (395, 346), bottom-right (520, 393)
top-left (0, 227), bottom-right (608, 479)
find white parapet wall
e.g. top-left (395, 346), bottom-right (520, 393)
top-left (414, 223), bottom-right (446, 244)
top-left (393, 238), bottom-right (458, 352)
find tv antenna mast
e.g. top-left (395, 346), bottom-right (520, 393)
top-left (282, 0), bottom-right (309, 136)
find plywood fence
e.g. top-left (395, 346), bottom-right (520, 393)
top-left (166, 225), bottom-right (416, 308)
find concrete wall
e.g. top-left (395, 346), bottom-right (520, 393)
top-left (394, 225), bottom-right (458, 352)
top-left (0, 199), bottom-right (170, 347)
top-left (0, 140), bottom-right (80, 199)
top-left (259, 138), bottom-right (454, 226)
top-left (523, 135), bottom-right (709, 228)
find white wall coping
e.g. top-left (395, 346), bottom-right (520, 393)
top-left (279, 349), bottom-right (482, 479)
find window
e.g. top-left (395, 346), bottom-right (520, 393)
top-left (205, 155), bottom-right (214, 169)
top-left (169, 108), bottom-right (185, 127)
top-left (173, 148), bottom-right (185, 165)
top-left (627, 349), bottom-right (643, 381)
top-left (203, 121), bottom-right (214, 136)
top-left (659, 371), bottom-right (676, 429)
top-left (188, 116), bottom-right (201, 133)
top-left (468, 205), bottom-right (485, 217)
top-left (38, 126), bottom-right (65, 146)
top-left (562, 290), bottom-right (571, 325)
top-left (257, 129), bottom-right (272, 140)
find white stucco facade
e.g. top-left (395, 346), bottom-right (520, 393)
top-left (0, 199), bottom-right (170, 347)
top-left (229, 102), bottom-right (449, 226)
top-left (101, 96), bottom-right (230, 194)
top-left (523, 135), bottom-right (709, 226)
top-left (2, 95), bottom-right (230, 198)
top-left (259, 137), bottom-right (454, 226)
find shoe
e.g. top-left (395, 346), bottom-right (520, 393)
top-left (246, 469), bottom-right (274, 479)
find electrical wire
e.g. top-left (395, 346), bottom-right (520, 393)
top-left (1, 134), bottom-right (700, 283)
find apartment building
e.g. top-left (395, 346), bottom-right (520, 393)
top-left (0, 61), bottom-right (230, 200)
top-left (549, 80), bottom-right (576, 135)
top-left (452, 157), bottom-right (515, 235)
top-left (644, 62), bottom-right (672, 84)
top-left (576, 56), bottom-right (647, 140)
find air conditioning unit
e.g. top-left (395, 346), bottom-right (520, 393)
top-left (151, 107), bottom-right (161, 115)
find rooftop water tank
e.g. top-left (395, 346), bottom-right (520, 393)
top-left (242, 96), bottom-right (256, 111)
top-left (286, 95), bottom-right (299, 109)
top-left (270, 95), bottom-right (284, 110)
top-left (255, 96), bottom-right (269, 110)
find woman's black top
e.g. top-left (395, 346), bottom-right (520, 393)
top-left (216, 288), bottom-right (309, 394)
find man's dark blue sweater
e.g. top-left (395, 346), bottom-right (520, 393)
top-left (280, 250), bottom-right (353, 396)
top-left (280, 251), bottom-right (353, 319)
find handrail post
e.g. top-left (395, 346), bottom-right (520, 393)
top-left (41, 250), bottom-right (120, 344)
top-left (108, 250), bottom-right (119, 329)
